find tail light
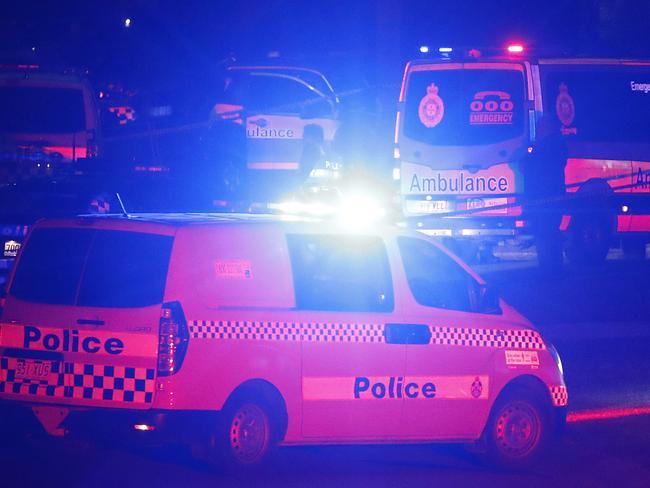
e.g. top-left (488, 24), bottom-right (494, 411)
top-left (157, 301), bottom-right (189, 376)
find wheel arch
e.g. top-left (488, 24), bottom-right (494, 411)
top-left (493, 374), bottom-right (553, 410)
top-left (223, 378), bottom-right (289, 443)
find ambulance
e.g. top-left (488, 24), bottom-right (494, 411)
top-left (0, 213), bottom-right (567, 468)
top-left (395, 49), bottom-right (650, 263)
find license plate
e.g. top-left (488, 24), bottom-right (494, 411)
top-left (15, 359), bottom-right (55, 382)
top-left (406, 199), bottom-right (452, 215)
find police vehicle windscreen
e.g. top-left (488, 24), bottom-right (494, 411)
top-left (541, 66), bottom-right (650, 143)
top-left (0, 86), bottom-right (86, 134)
top-left (403, 68), bottom-right (525, 146)
top-left (10, 228), bottom-right (172, 308)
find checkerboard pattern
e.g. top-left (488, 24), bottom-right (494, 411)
top-left (550, 385), bottom-right (569, 406)
top-left (188, 320), bottom-right (385, 343)
top-left (0, 357), bottom-right (155, 404)
top-left (430, 326), bottom-right (546, 350)
top-left (66, 364), bottom-right (155, 403)
top-left (189, 320), bottom-right (544, 349)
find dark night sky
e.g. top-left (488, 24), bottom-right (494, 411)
top-left (2, 0), bottom-right (650, 87)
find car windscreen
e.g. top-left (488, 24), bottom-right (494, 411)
top-left (541, 66), bottom-right (650, 143)
top-left (10, 228), bottom-right (173, 307)
top-left (0, 86), bottom-right (86, 134)
top-left (403, 68), bottom-right (525, 146)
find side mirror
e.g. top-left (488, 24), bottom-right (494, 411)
top-left (477, 283), bottom-right (502, 314)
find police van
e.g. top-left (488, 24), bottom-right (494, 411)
top-left (0, 213), bottom-right (567, 468)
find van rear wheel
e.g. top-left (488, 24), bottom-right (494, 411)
top-left (208, 398), bottom-right (274, 469)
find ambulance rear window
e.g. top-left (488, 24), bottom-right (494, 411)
top-left (10, 227), bottom-right (172, 307)
top-left (287, 234), bottom-right (393, 312)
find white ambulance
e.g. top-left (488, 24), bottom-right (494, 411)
top-left (0, 213), bottom-right (567, 468)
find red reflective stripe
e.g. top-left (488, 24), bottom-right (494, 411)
top-left (567, 406), bottom-right (650, 422)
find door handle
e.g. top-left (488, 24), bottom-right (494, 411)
top-left (76, 319), bottom-right (105, 326)
top-left (384, 323), bottom-right (432, 345)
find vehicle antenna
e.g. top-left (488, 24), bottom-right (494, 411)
top-left (116, 192), bottom-right (129, 217)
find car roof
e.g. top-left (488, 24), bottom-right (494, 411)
top-left (36, 212), bottom-right (396, 233)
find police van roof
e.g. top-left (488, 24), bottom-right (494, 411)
top-left (74, 212), bottom-right (311, 226)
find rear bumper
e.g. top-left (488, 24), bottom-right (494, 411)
top-left (402, 216), bottom-right (520, 238)
top-left (0, 400), bottom-right (219, 444)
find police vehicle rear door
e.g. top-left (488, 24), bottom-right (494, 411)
top-left (0, 221), bottom-right (174, 409)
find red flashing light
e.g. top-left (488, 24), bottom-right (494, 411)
top-left (507, 44), bottom-right (524, 54)
top-left (468, 49), bottom-right (482, 58)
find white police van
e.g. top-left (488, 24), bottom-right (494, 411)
top-left (0, 213), bottom-right (567, 468)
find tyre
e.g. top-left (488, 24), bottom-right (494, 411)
top-left (208, 397), bottom-right (274, 470)
top-left (566, 215), bottom-right (611, 266)
top-left (482, 387), bottom-right (552, 469)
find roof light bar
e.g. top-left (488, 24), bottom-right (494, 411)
top-left (438, 47), bottom-right (453, 53)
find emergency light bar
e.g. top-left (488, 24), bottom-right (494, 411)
top-left (507, 44), bottom-right (525, 54)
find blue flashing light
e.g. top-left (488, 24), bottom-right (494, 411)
top-left (419, 45), bottom-right (430, 54)
top-left (438, 47), bottom-right (453, 53)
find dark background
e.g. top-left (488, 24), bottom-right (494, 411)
top-left (3, 0), bottom-right (650, 89)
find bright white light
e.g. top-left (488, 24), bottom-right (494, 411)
top-left (419, 45), bottom-right (430, 54)
top-left (270, 200), bottom-right (335, 217)
top-left (392, 167), bottom-right (401, 181)
top-left (438, 47), bottom-right (453, 53)
top-left (124, 18), bottom-right (132, 28)
top-left (133, 424), bottom-right (154, 431)
top-left (338, 193), bottom-right (386, 227)
top-left (507, 44), bottom-right (524, 53)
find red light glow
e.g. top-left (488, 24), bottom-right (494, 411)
top-left (567, 406), bottom-right (650, 423)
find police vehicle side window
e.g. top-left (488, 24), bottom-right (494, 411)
top-left (77, 231), bottom-right (173, 308)
top-left (398, 237), bottom-right (473, 313)
top-left (287, 234), bottom-right (394, 312)
top-left (10, 228), bottom-right (93, 305)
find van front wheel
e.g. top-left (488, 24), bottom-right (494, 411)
top-left (483, 389), bottom-right (551, 468)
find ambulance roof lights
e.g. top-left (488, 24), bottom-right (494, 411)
top-left (438, 47), bottom-right (453, 54)
top-left (419, 46), bottom-right (430, 54)
top-left (467, 49), bottom-right (482, 58)
top-left (507, 44), bottom-right (525, 54)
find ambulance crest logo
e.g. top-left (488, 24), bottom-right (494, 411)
top-left (418, 83), bottom-right (445, 128)
top-left (471, 376), bottom-right (483, 399)
top-left (555, 83), bottom-right (575, 127)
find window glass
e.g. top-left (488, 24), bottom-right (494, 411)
top-left (0, 87), bottom-right (86, 133)
top-left (78, 231), bottom-right (173, 308)
top-left (287, 234), bottom-right (393, 312)
top-left (404, 69), bottom-right (525, 145)
top-left (541, 67), bottom-right (650, 143)
top-left (247, 75), bottom-right (325, 114)
top-left (10, 228), bottom-right (93, 304)
top-left (398, 236), bottom-right (473, 312)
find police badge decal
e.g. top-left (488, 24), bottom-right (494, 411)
top-left (471, 376), bottom-right (483, 399)
top-left (556, 82), bottom-right (577, 135)
top-left (419, 83), bottom-right (445, 128)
